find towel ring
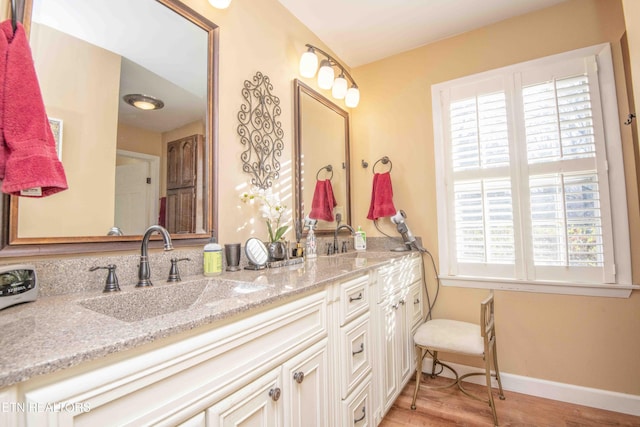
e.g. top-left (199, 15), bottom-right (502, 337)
top-left (373, 156), bottom-right (392, 174)
top-left (316, 165), bottom-right (333, 180)
top-left (11, 0), bottom-right (17, 33)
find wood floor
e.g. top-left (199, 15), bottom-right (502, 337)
top-left (380, 376), bottom-right (640, 426)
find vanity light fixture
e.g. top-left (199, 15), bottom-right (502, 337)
top-left (208, 0), bottom-right (232, 9)
top-left (298, 43), bottom-right (360, 108)
top-left (317, 59), bottom-right (335, 90)
top-left (123, 94), bottom-right (165, 111)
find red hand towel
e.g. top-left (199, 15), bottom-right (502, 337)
top-left (1, 21), bottom-right (68, 197)
top-left (367, 172), bottom-right (396, 220)
top-left (309, 179), bottom-right (337, 222)
top-left (0, 21), bottom-right (8, 179)
top-left (325, 178), bottom-right (337, 216)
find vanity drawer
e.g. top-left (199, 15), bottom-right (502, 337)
top-left (341, 373), bottom-right (373, 427)
top-left (376, 256), bottom-right (421, 303)
top-left (408, 281), bottom-right (424, 327)
top-left (338, 275), bottom-right (370, 326)
top-left (339, 313), bottom-right (371, 399)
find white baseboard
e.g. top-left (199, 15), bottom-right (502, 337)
top-left (421, 358), bottom-right (640, 417)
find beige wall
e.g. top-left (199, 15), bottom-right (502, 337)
top-left (1, 0), bottom-right (638, 397)
top-left (18, 23), bottom-right (121, 237)
top-left (117, 123), bottom-right (162, 158)
top-left (176, 0), bottom-right (344, 241)
top-left (351, 0), bottom-right (640, 395)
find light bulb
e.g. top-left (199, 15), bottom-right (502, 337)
top-left (345, 85), bottom-right (360, 108)
top-left (332, 74), bottom-right (348, 99)
top-left (208, 0), bottom-right (232, 8)
top-left (299, 49), bottom-right (318, 78)
top-left (317, 60), bottom-right (335, 90)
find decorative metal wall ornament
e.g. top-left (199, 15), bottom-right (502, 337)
top-left (237, 71), bottom-right (284, 189)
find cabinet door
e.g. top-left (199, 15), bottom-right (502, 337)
top-left (166, 187), bottom-right (196, 233)
top-left (379, 292), bottom-right (411, 414)
top-left (379, 300), bottom-right (399, 413)
top-left (408, 281), bottom-right (424, 328)
top-left (207, 368), bottom-right (283, 427)
top-left (282, 340), bottom-right (329, 427)
top-left (397, 297), bottom-right (412, 385)
top-left (167, 136), bottom-right (199, 189)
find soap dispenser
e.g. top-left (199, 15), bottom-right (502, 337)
top-left (203, 234), bottom-right (222, 276)
top-left (354, 226), bottom-right (367, 250)
top-left (305, 225), bottom-right (317, 259)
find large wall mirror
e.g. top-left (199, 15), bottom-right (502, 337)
top-left (294, 79), bottom-right (350, 234)
top-left (1, 0), bottom-right (218, 255)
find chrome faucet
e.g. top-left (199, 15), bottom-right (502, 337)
top-left (136, 225), bottom-right (174, 287)
top-left (334, 224), bottom-right (356, 253)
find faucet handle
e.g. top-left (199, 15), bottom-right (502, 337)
top-left (167, 258), bottom-right (190, 283)
top-left (89, 264), bottom-right (120, 293)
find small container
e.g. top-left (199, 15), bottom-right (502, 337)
top-left (204, 235), bottom-right (223, 276)
top-left (305, 226), bottom-right (317, 259)
top-left (354, 226), bottom-right (367, 251)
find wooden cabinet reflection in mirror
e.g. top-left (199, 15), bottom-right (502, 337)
top-left (165, 134), bottom-right (205, 234)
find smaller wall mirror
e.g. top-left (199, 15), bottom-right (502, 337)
top-left (294, 79), bottom-right (351, 234)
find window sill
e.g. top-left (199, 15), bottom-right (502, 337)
top-left (440, 276), bottom-right (640, 298)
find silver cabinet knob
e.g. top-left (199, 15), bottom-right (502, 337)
top-left (293, 371), bottom-right (305, 384)
top-left (269, 387), bottom-right (281, 401)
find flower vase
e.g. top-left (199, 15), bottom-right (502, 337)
top-left (266, 241), bottom-right (286, 261)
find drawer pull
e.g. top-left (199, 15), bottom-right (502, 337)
top-left (352, 342), bottom-right (364, 356)
top-left (354, 406), bottom-right (366, 424)
top-left (269, 387), bottom-right (281, 401)
top-left (414, 298), bottom-right (420, 304)
top-left (293, 371), bottom-right (305, 384)
top-left (392, 299), bottom-right (405, 310)
top-left (349, 292), bottom-right (363, 302)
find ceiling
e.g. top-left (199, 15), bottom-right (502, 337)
top-left (277, 0), bottom-right (568, 68)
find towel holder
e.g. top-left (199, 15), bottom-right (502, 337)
top-left (316, 164), bottom-right (333, 180)
top-left (373, 156), bottom-right (392, 174)
top-left (10, 0), bottom-right (17, 33)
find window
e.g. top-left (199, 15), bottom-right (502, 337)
top-left (432, 44), bottom-right (633, 297)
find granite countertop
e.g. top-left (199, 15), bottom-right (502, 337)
top-left (0, 251), bottom-right (412, 389)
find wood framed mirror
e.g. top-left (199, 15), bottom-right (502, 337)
top-left (0, 0), bottom-right (218, 256)
top-left (293, 79), bottom-right (351, 234)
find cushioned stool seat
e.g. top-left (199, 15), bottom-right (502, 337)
top-left (414, 319), bottom-right (483, 355)
top-left (411, 292), bottom-right (505, 426)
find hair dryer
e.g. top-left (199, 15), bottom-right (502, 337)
top-left (390, 210), bottom-right (423, 251)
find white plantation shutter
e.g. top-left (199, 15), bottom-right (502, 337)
top-left (433, 44), bottom-right (630, 291)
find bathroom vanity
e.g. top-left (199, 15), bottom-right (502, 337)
top-left (0, 251), bottom-right (424, 426)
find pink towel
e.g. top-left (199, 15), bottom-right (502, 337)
top-left (1, 21), bottom-right (68, 197)
top-left (309, 179), bottom-right (337, 222)
top-left (367, 172), bottom-right (396, 220)
top-left (0, 22), bottom-right (9, 178)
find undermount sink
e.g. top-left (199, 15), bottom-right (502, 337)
top-left (80, 280), bottom-right (208, 322)
top-left (79, 279), bottom-right (269, 323)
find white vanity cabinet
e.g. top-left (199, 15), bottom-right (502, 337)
top-left (1, 252), bottom-right (424, 427)
top-left (372, 255), bottom-right (424, 421)
top-left (206, 339), bottom-right (328, 427)
top-left (11, 291), bottom-right (328, 427)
